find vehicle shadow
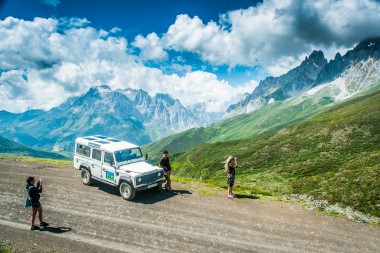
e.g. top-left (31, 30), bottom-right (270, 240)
top-left (90, 182), bottom-right (192, 204)
top-left (40, 226), bottom-right (72, 234)
top-left (132, 189), bottom-right (192, 205)
top-left (90, 182), bottom-right (121, 196)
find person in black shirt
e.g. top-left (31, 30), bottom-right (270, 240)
top-left (225, 156), bottom-right (237, 199)
top-left (159, 150), bottom-right (172, 191)
top-left (26, 176), bottom-right (49, 230)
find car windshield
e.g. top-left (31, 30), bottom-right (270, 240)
top-left (115, 148), bottom-right (143, 162)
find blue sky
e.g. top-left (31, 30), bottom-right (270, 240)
top-left (0, 0), bottom-right (258, 36)
top-left (0, 0), bottom-right (264, 84)
top-left (1, 0), bottom-right (380, 113)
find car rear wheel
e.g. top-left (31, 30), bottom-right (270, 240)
top-left (81, 169), bottom-right (93, 186)
top-left (119, 182), bottom-right (136, 200)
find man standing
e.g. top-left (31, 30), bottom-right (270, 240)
top-left (159, 150), bottom-right (172, 191)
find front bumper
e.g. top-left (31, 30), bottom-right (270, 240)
top-left (135, 179), bottom-right (164, 191)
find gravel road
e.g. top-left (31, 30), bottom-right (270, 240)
top-left (0, 157), bottom-right (379, 253)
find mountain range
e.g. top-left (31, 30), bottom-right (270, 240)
top-left (144, 38), bottom-right (380, 159)
top-left (226, 37), bottom-right (380, 117)
top-left (0, 86), bottom-right (221, 152)
top-left (1, 37), bottom-right (379, 158)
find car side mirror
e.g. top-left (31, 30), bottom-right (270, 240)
top-left (145, 153), bottom-right (148, 161)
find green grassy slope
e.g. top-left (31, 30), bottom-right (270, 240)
top-left (170, 90), bottom-right (380, 216)
top-left (0, 136), bottom-right (68, 160)
top-left (144, 95), bottom-right (335, 159)
top-left (144, 83), bottom-right (380, 161)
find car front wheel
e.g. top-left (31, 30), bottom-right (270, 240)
top-left (81, 169), bottom-right (93, 186)
top-left (119, 182), bottom-right (136, 200)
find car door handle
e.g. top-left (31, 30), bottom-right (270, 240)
top-left (102, 168), bottom-right (106, 171)
top-left (91, 164), bottom-right (95, 167)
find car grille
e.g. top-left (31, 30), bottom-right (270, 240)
top-left (137, 172), bottom-right (162, 186)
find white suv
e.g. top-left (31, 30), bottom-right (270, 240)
top-left (74, 135), bottom-right (164, 200)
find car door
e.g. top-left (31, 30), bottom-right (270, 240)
top-left (102, 152), bottom-right (116, 184)
top-left (90, 148), bottom-right (102, 178)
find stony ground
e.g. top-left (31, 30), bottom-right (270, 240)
top-left (0, 157), bottom-right (379, 253)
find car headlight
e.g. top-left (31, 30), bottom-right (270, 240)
top-left (158, 172), bottom-right (161, 177)
top-left (137, 177), bottom-right (142, 182)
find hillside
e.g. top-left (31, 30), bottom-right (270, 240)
top-left (169, 90), bottom-right (380, 216)
top-left (0, 136), bottom-right (68, 159)
top-left (144, 80), bottom-right (380, 160)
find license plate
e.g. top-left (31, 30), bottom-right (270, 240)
top-left (147, 183), bottom-right (157, 189)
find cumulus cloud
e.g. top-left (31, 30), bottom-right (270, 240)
top-left (132, 33), bottom-right (168, 61)
top-left (42, 0), bottom-right (61, 7)
top-left (0, 17), bottom-right (252, 113)
top-left (134, 0), bottom-right (380, 76)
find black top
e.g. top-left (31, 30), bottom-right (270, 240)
top-left (159, 157), bottom-right (171, 171)
top-left (26, 183), bottom-right (42, 204)
top-left (227, 164), bottom-right (236, 177)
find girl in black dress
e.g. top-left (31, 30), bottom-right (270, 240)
top-left (225, 156), bottom-right (237, 199)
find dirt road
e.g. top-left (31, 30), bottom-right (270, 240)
top-left (0, 158), bottom-right (379, 253)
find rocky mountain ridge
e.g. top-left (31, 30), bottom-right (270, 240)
top-left (226, 37), bottom-right (380, 117)
top-left (0, 85), bottom-right (220, 152)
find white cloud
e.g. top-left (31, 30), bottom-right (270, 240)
top-left (42, 0), bottom-right (61, 7)
top-left (134, 0), bottom-right (380, 76)
top-left (0, 17), bottom-right (253, 113)
top-left (132, 33), bottom-right (168, 61)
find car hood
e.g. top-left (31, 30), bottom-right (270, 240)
top-left (119, 162), bottom-right (160, 174)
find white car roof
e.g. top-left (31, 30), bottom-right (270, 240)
top-left (75, 135), bottom-right (139, 153)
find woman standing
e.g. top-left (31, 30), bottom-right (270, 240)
top-left (159, 150), bottom-right (172, 191)
top-left (26, 176), bottom-right (49, 230)
top-left (225, 156), bottom-right (237, 199)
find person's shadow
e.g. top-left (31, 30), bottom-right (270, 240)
top-left (234, 194), bottom-right (260, 199)
top-left (40, 226), bottom-right (72, 234)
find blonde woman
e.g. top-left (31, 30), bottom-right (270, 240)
top-left (225, 156), bottom-right (237, 199)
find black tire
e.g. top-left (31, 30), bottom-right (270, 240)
top-left (81, 169), bottom-right (93, 186)
top-left (119, 182), bottom-right (136, 200)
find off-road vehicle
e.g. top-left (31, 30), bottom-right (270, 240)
top-left (74, 135), bottom-right (163, 200)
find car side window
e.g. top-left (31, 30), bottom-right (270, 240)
top-left (76, 144), bottom-right (90, 157)
top-left (92, 149), bottom-right (101, 161)
top-left (83, 146), bottom-right (91, 157)
top-left (104, 152), bottom-right (115, 166)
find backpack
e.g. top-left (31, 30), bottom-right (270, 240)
top-left (24, 185), bottom-right (32, 208)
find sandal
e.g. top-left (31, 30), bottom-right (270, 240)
top-left (30, 225), bottom-right (40, 231)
